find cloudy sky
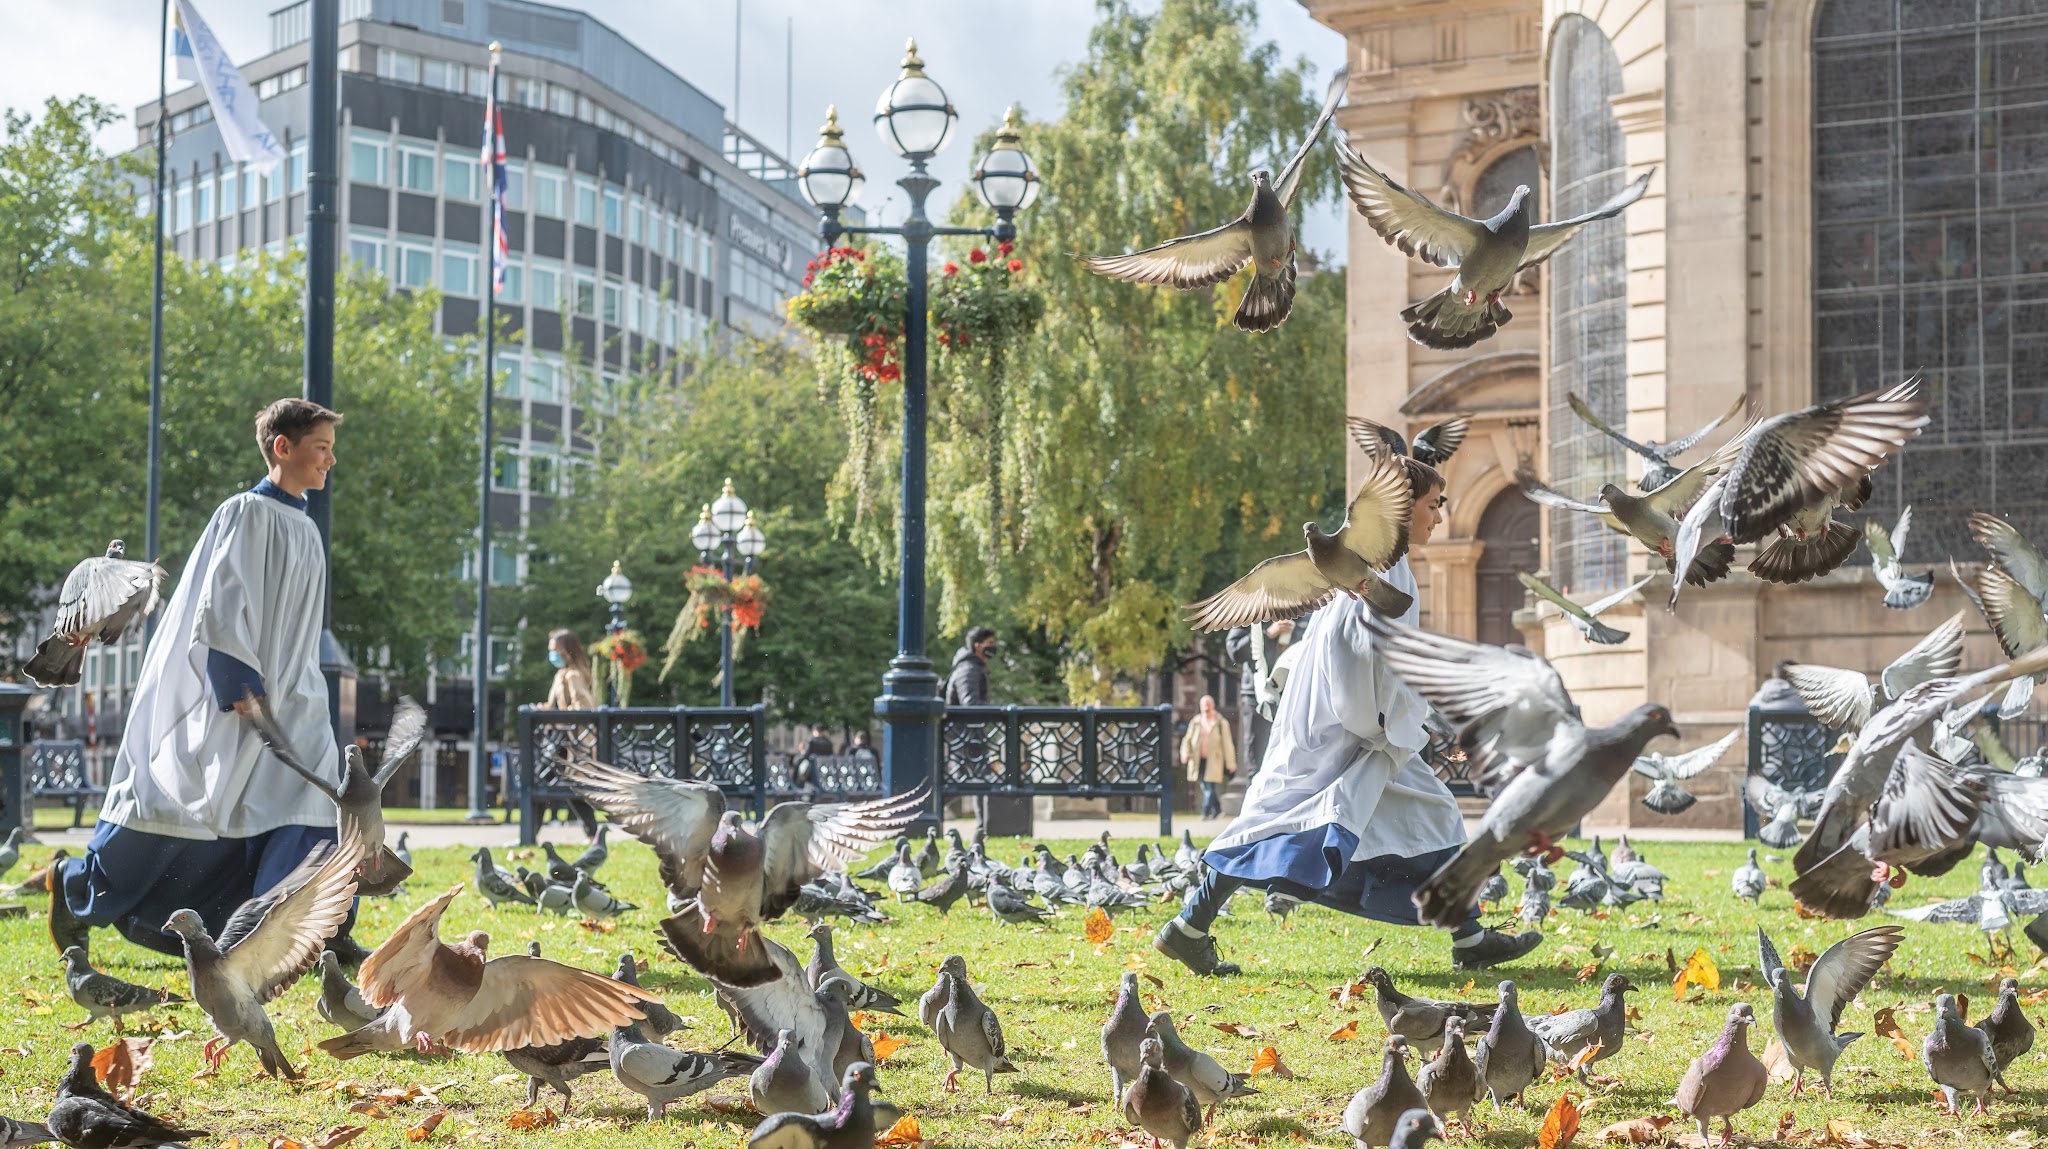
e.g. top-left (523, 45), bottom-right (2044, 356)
top-left (4, 0), bottom-right (1351, 258)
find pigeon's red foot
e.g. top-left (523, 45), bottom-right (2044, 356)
top-left (700, 912), bottom-right (716, 935)
top-left (61, 1021), bottom-right (91, 1032)
top-left (414, 1031), bottom-right (438, 1055)
top-left (1889, 869), bottom-right (1909, 889)
top-left (941, 1069), bottom-right (961, 1093)
top-left (1975, 1096), bottom-right (1989, 1117)
top-left (1463, 290), bottom-right (1478, 306)
top-left (1789, 1071), bottom-right (1802, 1098)
top-left (1870, 861), bottom-right (1891, 884)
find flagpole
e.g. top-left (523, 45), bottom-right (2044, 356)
top-left (144, 0), bottom-right (169, 626)
top-left (468, 43), bottom-right (501, 823)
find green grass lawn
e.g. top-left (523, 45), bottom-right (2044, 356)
top-left (0, 835), bottom-right (2043, 1148)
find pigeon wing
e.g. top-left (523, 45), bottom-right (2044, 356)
top-left (1657, 391), bottom-right (1749, 458)
top-left (1336, 454), bottom-right (1414, 569)
top-left (560, 758), bottom-right (725, 875)
top-left (243, 694), bottom-right (344, 804)
top-left (1971, 512), bottom-right (2048, 601)
top-left (1345, 416), bottom-right (1408, 462)
top-left (1879, 611), bottom-right (1968, 700)
top-left (1757, 927), bottom-right (1786, 988)
top-left (1516, 570), bottom-right (1615, 639)
top-left (1865, 741), bottom-right (1984, 866)
top-left (53, 557), bottom-right (164, 638)
top-left (1640, 456), bottom-right (1728, 519)
top-left (1652, 728), bottom-right (1741, 781)
top-left (1581, 571), bottom-right (1659, 618)
top-left (1184, 551), bottom-right (1335, 633)
top-left (1780, 664), bottom-right (1876, 732)
top-left (1801, 925), bottom-right (1902, 1032)
top-left (1566, 391), bottom-right (1660, 460)
top-left (1411, 417), bottom-right (1471, 467)
top-left (1973, 771), bottom-right (2048, 854)
top-left (1887, 894), bottom-right (1983, 924)
top-left (1364, 616), bottom-right (1582, 777)
top-left (1718, 379), bottom-right (1931, 544)
top-left (371, 697), bottom-right (431, 789)
top-left (217, 839), bottom-right (363, 1003)
top-left (357, 885), bottom-right (462, 1009)
top-left (1978, 567), bottom-right (2048, 664)
top-left (1334, 137), bottom-right (1487, 268)
top-left (438, 956), bottom-right (654, 1052)
top-left (1864, 518), bottom-right (1898, 569)
top-left (1517, 171), bottom-right (1655, 268)
top-left (758, 790), bottom-right (929, 913)
top-left (1515, 467), bottom-right (1623, 525)
top-left (1274, 66), bottom-right (1348, 209)
top-left (1889, 505), bottom-right (1915, 563)
top-left (1080, 218), bottom-right (1255, 289)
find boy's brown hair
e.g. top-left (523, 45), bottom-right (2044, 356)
top-left (1399, 456), bottom-right (1445, 501)
top-left (254, 398), bottom-right (343, 465)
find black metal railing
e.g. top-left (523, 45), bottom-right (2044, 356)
top-left (1744, 704), bottom-right (1843, 839)
top-left (938, 705), bottom-right (1177, 835)
top-left (515, 704), bottom-right (768, 842)
top-left (1425, 732), bottom-right (1482, 798)
top-left (26, 739), bottom-right (104, 828)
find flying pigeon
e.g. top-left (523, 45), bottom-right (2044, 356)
top-left (1745, 774), bottom-right (1824, 849)
top-left (1632, 728), bottom-right (1741, 816)
top-left (1361, 967), bottom-right (1497, 1058)
top-left (1565, 390), bottom-right (1748, 492)
top-left (926, 955), bottom-right (1017, 1093)
top-left (1337, 139), bottom-right (1652, 349)
top-left (1732, 849), bottom-right (1767, 904)
top-left (559, 757), bottom-right (727, 901)
top-left (1347, 415), bottom-right (1470, 469)
top-left (661, 790), bottom-right (925, 987)
top-left (1343, 1036), bottom-right (1426, 1149)
top-left (803, 923), bottom-right (900, 1015)
top-left (1472, 980), bottom-right (1544, 1110)
top-left (1924, 992), bottom-right (1996, 1116)
top-left (1123, 1036), bottom-right (1204, 1149)
top-left (336, 885), bottom-right (655, 1055)
top-left (1672, 1003), bottom-right (1769, 1146)
top-left (711, 936), bottom-right (871, 1104)
top-left (1147, 1009), bottom-right (1257, 1123)
top-left (1186, 450), bottom-right (1417, 632)
top-left (607, 1023), bottom-right (759, 1120)
top-left (1758, 924), bottom-right (1900, 1098)
top-left (1671, 379), bottom-right (1930, 606)
top-left (1518, 458), bottom-right (1737, 588)
top-left (47, 1042), bottom-right (204, 1149)
top-left (243, 692), bottom-right (425, 897)
top-left (1863, 506), bottom-right (1932, 610)
top-left (468, 847), bottom-right (536, 908)
top-left (1526, 973), bottom-right (1637, 1084)
top-left (1079, 67), bottom-right (1348, 333)
top-left (163, 839), bottom-right (363, 1078)
top-left (1780, 611), bottom-right (1967, 732)
top-left (1968, 513), bottom-right (2048, 718)
top-left (744, 1062), bottom-right (884, 1149)
top-left (1364, 617), bottom-right (1678, 927)
top-left (311, 950), bottom-right (384, 1031)
top-left (59, 947), bottom-right (183, 1033)
top-left (1517, 569), bottom-right (1655, 647)
top-left (1977, 977), bottom-right (2034, 1096)
top-left (1884, 880), bottom-right (2048, 940)
top-left (22, 541), bottom-right (166, 688)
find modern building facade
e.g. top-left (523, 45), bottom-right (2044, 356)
top-left (33, 0), bottom-right (816, 796)
top-left (1303, 0), bottom-right (2048, 830)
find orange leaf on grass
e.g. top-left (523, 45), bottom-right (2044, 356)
top-left (849, 1011), bottom-right (871, 1032)
top-left (1211, 1023), bottom-right (1261, 1039)
top-left (267, 1139), bottom-right (304, 1149)
top-left (1871, 1007), bottom-right (1917, 1060)
top-left (1594, 1116), bottom-right (1669, 1144)
top-left (313, 1126), bottom-right (368, 1149)
top-left (1538, 1093), bottom-right (1581, 1149)
top-left (404, 1111), bottom-right (447, 1143)
top-left (91, 1039), bottom-right (152, 1099)
top-left (503, 1110), bottom-right (557, 1132)
top-left (1672, 947), bottom-right (1720, 1001)
top-left (868, 1032), bottom-right (908, 1061)
top-left (1326, 1020), bottom-right (1359, 1041)
top-left (1084, 908), bottom-right (1115, 946)
top-left (875, 1115), bottom-right (924, 1147)
top-left (1248, 1046), bottom-right (1295, 1079)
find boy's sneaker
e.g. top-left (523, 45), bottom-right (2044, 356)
top-left (1153, 920), bottom-right (1241, 977)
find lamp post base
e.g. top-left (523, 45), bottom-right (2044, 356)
top-left (876, 656), bottom-right (944, 833)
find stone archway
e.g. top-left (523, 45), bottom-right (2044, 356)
top-left (1475, 487), bottom-right (1540, 648)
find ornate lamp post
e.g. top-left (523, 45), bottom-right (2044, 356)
top-left (595, 561), bottom-right (632, 706)
top-left (692, 480), bottom-right (767, 707)
top-left (795, 41), bottom-right (1038, 826)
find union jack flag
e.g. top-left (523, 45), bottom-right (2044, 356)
top-left (481, 60), bottom-right (508, 295)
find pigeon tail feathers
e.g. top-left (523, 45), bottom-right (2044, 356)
top-left (1401, 286), bottom-right (1511, 350)
top-left (1750, 522), bottom-right (1861, 585)
top-left (1234, 258), bottom-right (1296, 333)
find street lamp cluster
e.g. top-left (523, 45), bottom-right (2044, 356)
top-left (794, 40), bottom-right (1038, 827)
top-left (693, 479), bottom-right (766, 709)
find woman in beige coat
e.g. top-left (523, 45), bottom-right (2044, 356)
top-left (1180, 694), bottom-right (1236, 818)
top-left (540, 628), bottom-right (597, 834)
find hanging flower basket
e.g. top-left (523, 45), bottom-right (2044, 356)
top-left (787, 246), bottom-right (910, 517)
top-left (661, 566), bottom-right (773, 680)
top-left (588, 629), bottom-right (649, 707)
top-left (931, 241), bottom-right (1044, 558)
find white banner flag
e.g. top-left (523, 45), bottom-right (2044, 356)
top-left (172, 0), bottom-right (285, 169)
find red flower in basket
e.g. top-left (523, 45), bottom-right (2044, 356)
top-left (1007, 259), bottom-right (1023, 272)
top-left (969, 248), bottom-right (986, 264)
top-left (997, 241), bottom-right (1014, 256)
top-left (732, 600), bottom-right (765, 629)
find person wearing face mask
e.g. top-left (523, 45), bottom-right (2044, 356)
top-left (540, 629), bottom-right (598, 835)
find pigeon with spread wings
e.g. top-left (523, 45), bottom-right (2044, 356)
top-left (661, 789), bottom-right (928, 987)
top-left (1364, 617), bottom-right (1678, 927)
top-left (559, 757), bottom-right (727, 901)
top-left (1671, 379), bottom-right (1930, 606)
top-left (1347, 416), bottom-right (1469, 469)
top-left (23, 541), bottom-right (167, 688)
top-left (1565, 391), bottom-right (1746, 493)
top-left (1864, 506), bottom-right (1933, 610)
top-left (1079, 68), bottom-right (1347, 333)
top-left (1632, 728), bottom-right (1741, 816)
top-left (346, 885), bottom-right (656, 1053)
top-left (1186, 452), bottom-right (1415, 632)
top-left (1966, 513), bottom-right (2048, 719)
top-left (1758, 924), bottom-right (1901, 1100)
top-left (244, 691), bottom-right (425, 897)
top-left (1337, 139), bottom-right (1652, 350)
top-left (1515, 569), bottom-right (1654, 646)
top-left (1517, 458), bottom-right (1736, 588)
top-left (1779, 611), bottom-right (1966, 733)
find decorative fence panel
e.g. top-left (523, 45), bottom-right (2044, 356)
top-left (938, 705), bottom-right (1178, 835)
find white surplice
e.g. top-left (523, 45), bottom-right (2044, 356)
top-left (1208, 557), bottom-right (1466, 861)
top-left (100, 492), bottom-right (337, 839)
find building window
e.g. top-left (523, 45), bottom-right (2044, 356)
top-left (398, 147), bottom-right (436, 194)
top-left (629, 199), bottom-right (645, 244)
top-left (442, 0), bottom-right (466, 24)
top-left (490, 545), bottom-right (519, 587)
top-left (492, 445), bottom-right (521, 491)
top-left (423, 58), bottom-right (466, 93)
top-left (573, 177), bottom-right (598, 226)
top-left (529, 258), bottom-right (562, 310)
top-left (348, 131), bottom-right (388, 186)
top-left (601, 278), bottom-right (622, 324)
top-left (218, 170), bottom-right (237, 215)
top-left (503, 159), bottom-right (525, 209)
top-left (1812, 0), bottom-right (2048, 561)
top-left (549, 85), bottom-right (575, 117)
top-left (571, 273), bottom-right (596, 316)
top-left (442, 243), bottom-right (480, 296)
top-left (494, 352), bottom-right (522, 397)
top-left (397, 243), bottom-right (434, 289)
top-left (174, 185), bottom-right (192, 233)
top-left (529, 446), bottom-right (559, 495)
top-left (379, 49), bottom-right (421, 85)
top-left (510, 76), bottom-right (544, 108)
top-left (500, 261), bottom-right (524, 303)
top-left (602, 185), bottom-right (622, 234)
top-left (289, 140), bottom-right (307, 193)
top-left (241, 164), bottom-right (260, 210)
top-left (529, 353), bottom-right (561, 401)
top-left (530, 165), bottom-right (564, 217)
top-left (443, 154), bottom-right (477, 201)
top-left (194, 179), bottom-right (212, 225)
top-left (347, 229), bottom-right (386, 273)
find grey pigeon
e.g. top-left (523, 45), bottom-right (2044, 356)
top-left (853, 838), bottom-right (907, 883)
top-left (708, 936), bottom-right (869, 1103)
top-left (536, 882), bottom-right (576, 916)
top-left (60, 947), bottom-right (182, 1032)
top-left (1924, 992), bottom-right (1996, 1116)
top-left (47, 1042), bottom-right (204, 1149)
top-left (1366, 616), bottom-right (1678, 927)
top-left (1518, 457), bottom-right (1738, 590)
top-left (1343, 1036), bottom-right (1426, 1149)
top-left (1384, 1110), bottom-right (1441, 1149)
top-left (243, 693), bottom-right (423, 897)
top-left (1081, 67), bottom-right (1348, 333)
top-left (1347, 415), bottom-right (1470, 470)
top-left (913, 860), bottom-right (970, 915)
top-left (1339, 139), bottom-right (1651, 349)
top-left (312, 950), bottom-right (384, 1031)
top-left (1174, 830), bottom-right (1201, 871)
top-left (749, 1028), bottom-right (830, 1117)
top-left (542, 842), bottom-right (584, 887)
top-left (804, 923), bottom-right (900, 1015)
top-left (1983, 847), bottom-right (2011, 890)
top-left (886, 844), bottom-right (922, 901)
top-left (572, 872), bottom-right (636, 919)
top-left (744, 1062), bottom-right (882, 1149)
top-left (1122, 1036), bottom-right (1202, 1149)
top-left (0, 1118), bottom-right (51, 1149)
top-left (500, 940), bottom-right (612, 1112)
top-left (515, 866), bottom-right (548, 901)
top-left (928, 955), bottom-right (1016, 1093)
top-left (557, 757), bottom-right (727, 902)
top-left (1672, 1003), bottom-right (1769, 1146)
top-left (1866, 506), bottom-right (1933, 610)
top-left (1968, 512), bottom-right (2048, 717)
top-left (1415, 1016), bottom-right (1479, 1133)
top-left (163, 839), bottom-right (361, 1078)
top-left (986, 873), bottom-right (1052, 925)
top-left (1516, 569), bottom-right (1654, 646)
top-left (1633, 729), bottom-right (1740, 816)
top-left (571, 825), bottom-right (609, 874)
top-left (1472, 980), bottom-right (1543, 1110)
top-left (1148, 1009), bottom-right (1256, 1123)
top-left (1565, 390), bottom-right (1747, 492)
top-left (607, 1024), bottom-right (758, 1119)
top-left (913, 827), bottom-right (942, 878)
top-left (393, 831), bottom-right (411, 870)
top-left (1745, 774), bottom-right (1822, 850)
top-left (1781, 612), bottom-right (1966, 734)
top-left (1732, 849), bottom-right (1767, 905)
top-left (1611, 836), bottom-right (1638, 867)
top-left (1976, 977), bottom-right (2034, 1096)
top-left (612, 952), bottom-right (682, 1040)
top-left (22, 541), bottom-right (165, 687)
top-left (1672, 379), bottom-right (1929, 606)
top-left (1187, 451), bottom-right (1417, 632)
top-left (1102, 970), bottom-right (1150, 1104)
top-left (1584, 836), bottom-right (1608, 873)
top-left (0, 830), bottom-right (21, 883)
top-left (1362, 967), bottom-right (1497, 1057)
top-left (1526, 973), bottom-right (1636, 1084)
top-left (1264, 890), bottom-right (1301, 922)
top-left (1479, 870), bottom-right (1507, 912)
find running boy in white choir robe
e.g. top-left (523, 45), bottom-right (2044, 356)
top-left (61, 398), bottom-right (365, 960)
top-left (1153, 455), bottom-right (1545, 976)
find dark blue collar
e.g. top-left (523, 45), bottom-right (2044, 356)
top-left (252, 478), bottom-right (308, 510)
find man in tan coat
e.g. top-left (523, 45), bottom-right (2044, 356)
top-left (1180, 694), bottom-right (1236, 819)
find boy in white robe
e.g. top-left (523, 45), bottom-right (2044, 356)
top-left (1153, 458), bottom-right (1544, 976)
top-left (60, 399), bottom-right (362, 959)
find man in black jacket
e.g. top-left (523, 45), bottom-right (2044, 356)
top-left (945, 627), bottom-right (996, 707)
